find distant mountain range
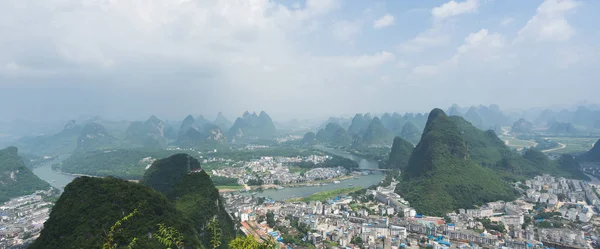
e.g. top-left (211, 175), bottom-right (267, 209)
top-left (176, 115), bottom-right (227, 148)
top-left (227, 111), bottom-right (277, 141)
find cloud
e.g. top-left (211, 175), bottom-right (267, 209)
top-left (331, 20), bottom-right (363, 42)
top-left (516, 0), bottom-right (581, 42)
top-left (432, 0), bottom-right (479, 21)
top-left (500, 17), bottom-right (514, 26)
top-left (373, 14), bottom-right (394, 29)
top-left (412, 65), bottom-right (440, 75)
top-left (396, 61), bottom-right (408, 69)
top-left (452, 29), bottom-right (505, 63)
top-left (397, 28), bottom-right (450, 53)
top-left (412, 29), bottom-right (506, 76)
top-left (321, 51), bottom-right (395, 69)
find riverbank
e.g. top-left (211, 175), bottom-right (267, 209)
top-left (287, 186), bottom-right (363, 202)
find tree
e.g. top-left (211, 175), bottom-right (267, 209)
top-left (229, 235), bottom-right (276, 249)
top-left (266, 211), bottom-right (276, 227)
top-left (351, 236), bottom-right (363, 246)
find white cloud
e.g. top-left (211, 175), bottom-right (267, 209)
top-left (516, 0), bottom-right (581, 42)
top-left (412, 65), bottom-right (439, 75)
top-left (432, 0), bottom-right (479, 21)
top-left (322, 51), bottom-right (395, 69)
top-left (500, 17), bottom-right (514, 26)
top-left (454, 29), bottom-right (505, 61)
top-left (373, 14), bottom-right (394, 29)
top-left (397, 28), bottom-right (450, 53)
top-left (331, 20), bottom-right (363, 42)
top-left (396, 61), bottom-right (408, 69)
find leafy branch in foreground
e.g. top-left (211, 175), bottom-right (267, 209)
top-left (102, 207), bottom-right (139, 249)
top-left (155, 223), bottom-right (185, 249)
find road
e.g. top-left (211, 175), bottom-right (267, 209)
top-left (542, 142), bottom-right (567, 153)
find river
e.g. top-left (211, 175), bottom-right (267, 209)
top-left (240, 145), bottom-right (385, 201)
top-left (30, 147), bottom-right (385, 198)
top-left (32, 159), bottom-right (76, 192)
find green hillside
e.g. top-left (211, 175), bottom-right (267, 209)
top-left (58, 149), bottom-right (178, 180)
top-left (397, 109), bottom-right (518, 216)
top-left (0, 147), bottom-right (51, 203)
top-left (358, 117), bottom-right (395, 147)
top-left (315, 123), bottom-right (352, 146)
top-left (386, 137), bottom-right (414, 171)
top-left (29, 177), bottom-right (202, 249)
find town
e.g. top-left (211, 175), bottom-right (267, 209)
top-left (0, 189), bottom-right (56, 248)
top-left (222, 174), bottom-right (600, 249)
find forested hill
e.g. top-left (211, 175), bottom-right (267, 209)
top-left (140, 153), bottom-right (235, 247)
top-left (396, 108), bottom-right (589, 216)
top-left (29, 177), bottom-right (202, 249)
top-left (397, 109), bottom-right (517, 216)
top-left (0, 147), bottom-right (50, 203)
top-left (33, 153), bottom-right (235, 249)
top-left (580, 139), bottom-right (600, 162)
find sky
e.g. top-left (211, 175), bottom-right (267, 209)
top-left (1, 0), bottom-right (599, 122)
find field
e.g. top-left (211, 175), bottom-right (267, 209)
top-left (216, 185), bottom-right (245, 190)
top-left (499, 135), bottom-right (597, 154)
top-left (500, 136), bottom-right (537, 150)
top-left (288, 186), bottom-right (363, 202)
top-left (542, 137), bottom-right (597, 154)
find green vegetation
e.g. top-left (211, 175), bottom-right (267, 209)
top-left (316, 123), bottom-right (352, 146)
top-left (399, 121), bottom-right (422, 144)
top-left (13, 120), bottom-right (81, 156)
top-left (396, 109), bottom-right (591, 216)
top-left (77, 123), bottom-right (123, 152)
top-left (534, 138), bottom-right (559, 151)
top-left (356, 117), bottom-right (395, 147)
top-left (124, 116), bottom-right (167, 149)
top-left (29, 177), bottom-right (202, 249)
top-left (397, 109), bottom-right (518, 216)
top-left (291, 155), bottom-right (359, 171)
top-left (0, 147), bottom-right (51, 203)
top-left (211, 176), bottom-right (240, 186)
top-left (289, 186), bottom-right (362, 202)
top-left (511, 118), bottom-right (533, 134)
top-left (386, 137), bottom-right (414, 170)
top-left (301, 132), bottom-right (316, 146)
top-left (215, 185), bottom-right (245, 190)
top-left (140, 154), bottom-right (202, 197)
top-left (59, 149), bottom-right (179, 180)
top-left (580, 139), bottom-right (600, 162)
top-left (478, 218), bottom-right (506, 233)
top-left (227, 111), bottom-right (277, 141)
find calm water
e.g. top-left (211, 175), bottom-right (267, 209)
top-left (32, 159), bottom-right (76, 191)
top-left (30, 146), bottom-right (385, 198)
top-left (243, 145), bottom-right (385, 201)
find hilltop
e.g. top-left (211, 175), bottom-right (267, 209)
top-left (176, 115), bottom-right (227, 148)
top-left (125, 115), bottom-right (167, 148)
top-left (0, 147), bottom-right (51, 203)
top-left (396, 108), bottom-right (590, 216)
top-left (356, 117), bottom-right (395, 147)
top-left (12, 120), bottom-right (82, 156)
top-left (29, 176), bottom-right (202, 249)
top-left (315, 123), bottom-right (352, 146)
top-left (76, 122), bottom-right (121, 151)
top-left (397, 109), bottom-right (517, 216)
top-left (33, 153), bottom-right (234, 249)
top-left (386, 137), bottom-right (414, 171)
top-left (227, 111), bottom-right (277, 141)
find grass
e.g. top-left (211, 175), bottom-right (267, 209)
top-left (216, 185), bottom-right (245, 190)
top-left (543, 137), bottom-right (596, 154)
top-left (288, 186), bottom-right (363, 202)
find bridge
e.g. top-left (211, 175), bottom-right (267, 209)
top-left (360, 168), bottom-right (390, 173)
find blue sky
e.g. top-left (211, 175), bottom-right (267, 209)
top-left (0, 0), bottom-right (598, 121)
